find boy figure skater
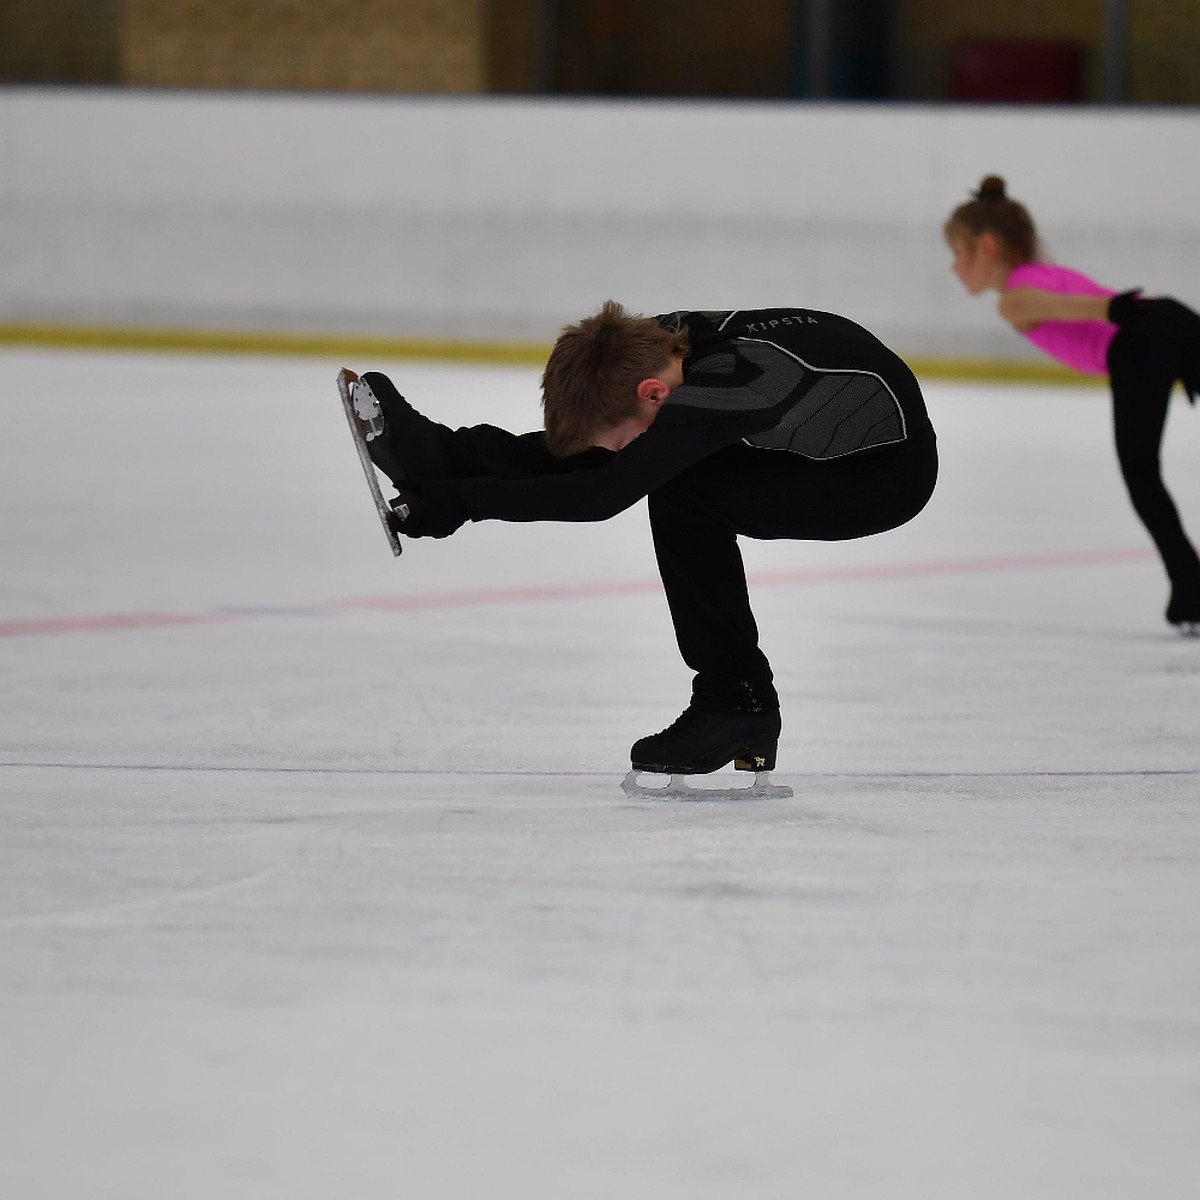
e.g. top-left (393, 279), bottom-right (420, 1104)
top-left (350, 302), bottom-right (938, 789)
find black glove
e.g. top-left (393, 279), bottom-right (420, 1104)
top-left (1107, 289), bottom-right (1145, 327)
top-left (386, 480), bottom-right (468, 539)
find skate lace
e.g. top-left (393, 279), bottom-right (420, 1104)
top-left (652, 703), bottom-right (720, 740)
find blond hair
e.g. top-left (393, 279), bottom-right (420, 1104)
top-left (541, 300), bottom-right (689, 458)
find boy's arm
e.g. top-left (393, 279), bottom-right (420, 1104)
top-left (998, 287), bottom-right (1111, 331)
top-left (405, 416), bottom-right (738, 536)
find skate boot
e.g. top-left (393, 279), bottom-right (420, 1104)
top-left (1166, 580), bottom-right (1200, 636)
top-left (623, 681), bottom-right (791, 799)
top-left (352, 371), bottom-right (446, 488)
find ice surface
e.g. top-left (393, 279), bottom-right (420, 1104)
top-left (1, 349), bottom-right (1198, 1198)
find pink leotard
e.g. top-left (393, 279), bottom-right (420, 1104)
top-left (1005, 262), bottom-right (1117, 376)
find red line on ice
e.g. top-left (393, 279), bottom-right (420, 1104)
top-left (0, 612), bottom-right (232, 637)
top-left (0, 546), bottom-right (1156, 638)
top-left (336, 546), bottom-right (1156, 610)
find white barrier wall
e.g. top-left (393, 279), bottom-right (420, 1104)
top-left (2, 88), bottom-right (1198, 360)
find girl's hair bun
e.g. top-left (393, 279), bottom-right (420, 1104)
top-left (945, 174), bottom-right (1036, 263)
top-left (974, 175), bottom-right (1007, 202)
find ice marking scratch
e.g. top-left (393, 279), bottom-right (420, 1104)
top-left (1, 761), bottom-right (1196, 781)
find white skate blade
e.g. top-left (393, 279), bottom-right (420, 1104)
top-left (336, 369), bottom-right (402, 558)
top-left (1178, 621), bottom-right (1199, 638)
top-left (621, 770), bottom-right (792, 800)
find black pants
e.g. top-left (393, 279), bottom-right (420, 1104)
top-left (1106, 298), bottom-right (1200, 600)
top-left (648, 432), bottom-right (939, 707)
top-left (395, 387), bottom-right (937, 711)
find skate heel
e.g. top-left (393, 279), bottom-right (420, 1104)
top-left (350, 378), bottom-right (385, 441)
top-left (733, 741), bottom-right (778, 772)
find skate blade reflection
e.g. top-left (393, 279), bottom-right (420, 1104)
top-left (620, 770), bottom-right (792, 800)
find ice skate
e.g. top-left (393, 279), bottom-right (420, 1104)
top-left (357, 370), bottom-right (446, 484)
top-left (337, 369), bottom-right (450, 556)
top-left (622, 687), bottom-right (792, 799)
top-left (1166, 580), bottom-right (1200, 636)
top-left (336, 368), bottom-right (402, 557)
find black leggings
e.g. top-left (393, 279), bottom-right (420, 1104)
top-left (648, 433), bottom-right (939, 705)
top-left (382, 379), bottom-right (938, 704)
top-left (1106, 298), bottom-right (1200, 600)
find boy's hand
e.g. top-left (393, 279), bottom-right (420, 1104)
top-left (386, 490), bottom-right (417, 536)
top-left (386, 481), bottom-right (467, 539)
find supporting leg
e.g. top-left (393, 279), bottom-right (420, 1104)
top-left (633, 438), bottom-right (938, 776)
top-left (1108, 335), bottom-right (1200, 625)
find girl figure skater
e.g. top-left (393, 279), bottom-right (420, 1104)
top-left (945, 175), bottom-right (1200, 634)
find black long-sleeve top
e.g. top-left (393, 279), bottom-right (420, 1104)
top-left (420, 308), bottom-right (931, 534)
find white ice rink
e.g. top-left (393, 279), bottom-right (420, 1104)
top-left (2, 348), bottom-right (1198, 1199)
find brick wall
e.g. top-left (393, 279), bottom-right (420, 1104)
top-left (4, 0), bottom-right (1199, 102)
top-left (1129, 0), bottom-right (1200, 102)
top-left (893, 0), bottom-right (1200, 102)
top-left (0, 0), bottom-right (121, 83)
top-left (119, 0), bottom-right (487, 91)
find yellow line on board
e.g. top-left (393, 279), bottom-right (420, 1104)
top-left (0, 324), bottom-right (551, 366)
top-left (908, 356), bottom-right (1098, 387)
top-left (0, 323), bottom-right (1100, 386)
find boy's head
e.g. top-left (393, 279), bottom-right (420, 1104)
top-left (542, 300), bottom-right (690, 457)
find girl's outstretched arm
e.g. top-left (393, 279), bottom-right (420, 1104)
top-left (998, 287), bottom-right (1111, 331)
